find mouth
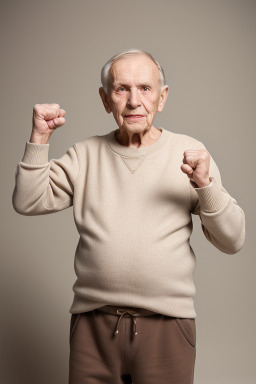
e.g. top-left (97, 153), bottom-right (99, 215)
top-left (124, 115), bottom-right (145, 121)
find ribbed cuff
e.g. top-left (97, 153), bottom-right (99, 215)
top-left (21, 141), bottom-right (50, 165)
top-left (191, 177), bottom-right (230, 212)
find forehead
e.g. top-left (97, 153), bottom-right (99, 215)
top-left (110, 54), bottom-right (160, 86)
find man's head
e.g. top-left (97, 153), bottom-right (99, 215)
top-left (99, 49), bottom-right (169, 133)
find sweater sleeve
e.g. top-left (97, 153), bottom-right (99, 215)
top-left (12, 141), bottom-right (80, 216)
top-left (189, 142), bottom-right (245, 254)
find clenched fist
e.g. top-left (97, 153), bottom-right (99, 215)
top-left (30, 103), bottom-right (66, 144)
top-left (181, 149), bottom-right (211, 188)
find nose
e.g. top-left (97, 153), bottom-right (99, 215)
top-left (127, 88), bottom-right (141, 109)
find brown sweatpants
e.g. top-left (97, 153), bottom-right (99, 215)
top-left (68, 305), bottom-right (196, 384)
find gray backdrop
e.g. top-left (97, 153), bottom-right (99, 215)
top-left (1, 0), bottom-right (255, 383)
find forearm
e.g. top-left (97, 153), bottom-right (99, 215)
top-left (12, 142), bottom-right (79, 216)
top-left (199, 196), bottom-right (246, 254)
top-left (191, 177), bottom-right (246, 254)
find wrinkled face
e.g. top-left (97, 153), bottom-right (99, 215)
top-left (99, 54), bottom-right (168, 132)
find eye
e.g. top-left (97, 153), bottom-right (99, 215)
top-left (117, 87), bottom-right (126, 92)
top-left (142, 86), bottom-right (150, 91)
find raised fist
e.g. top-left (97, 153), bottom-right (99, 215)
top-left (181, 149), bottom-right (211, 188)
top-left (31, 103), bottom-right (66, 140)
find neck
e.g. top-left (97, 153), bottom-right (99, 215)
top-left (115, 126), bottom-right (162, 148)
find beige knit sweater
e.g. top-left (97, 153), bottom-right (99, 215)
top-left (12, 127), bottom-right (245, 318)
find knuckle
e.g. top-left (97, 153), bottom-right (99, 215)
top-left (201, 152), bottom-right (208, 159)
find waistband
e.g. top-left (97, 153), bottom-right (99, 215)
top-left (95, 305), bottom-right (159, 317)
top-left (95, 305), bottom-right (160, 336)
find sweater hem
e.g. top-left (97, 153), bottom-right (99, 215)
top-left (21, 141), bottom-right (49, 165)
top-left (192, 176), bottom-right (230, 212)
top-left (69, 298), bottom-right (197, 318)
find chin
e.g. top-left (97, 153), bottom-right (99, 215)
top-left (123, 123), bottom-right (149, 130)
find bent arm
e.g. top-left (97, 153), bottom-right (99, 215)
top-left (190, 145), bottom-right (245, 254)
top-left (12, 141), bottom-right (80, 216)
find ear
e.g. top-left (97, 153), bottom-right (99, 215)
top-left (157, 85), bottom-right (169, 112)
top-left (99, 87), bottom-right (112, 114)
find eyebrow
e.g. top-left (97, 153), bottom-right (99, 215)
top-left (112, 82), bottom-right (153, 88)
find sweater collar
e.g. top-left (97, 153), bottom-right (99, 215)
top-left (106, 127), bottom-right (168, 157)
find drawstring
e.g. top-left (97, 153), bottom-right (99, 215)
top-left (114, 309), bottom-right (139, 336)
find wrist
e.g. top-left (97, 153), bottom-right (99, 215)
top-left (29, 132), bottom-right (51, 144)
top-left (193, 178), bottom-right (211, 188)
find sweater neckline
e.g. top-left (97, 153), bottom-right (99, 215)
top-left (106, 127), bottom-right (168, 157)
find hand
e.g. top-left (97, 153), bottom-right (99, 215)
top-left (181, 149), bottom-right (211, 187)
top-left (30, 103), bottom-right (66, 143)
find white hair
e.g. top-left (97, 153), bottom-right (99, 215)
top-left (101, 49), bottom-right (167, 94)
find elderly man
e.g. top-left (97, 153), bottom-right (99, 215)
top-left (12, 49), bottom-right (245, 384)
